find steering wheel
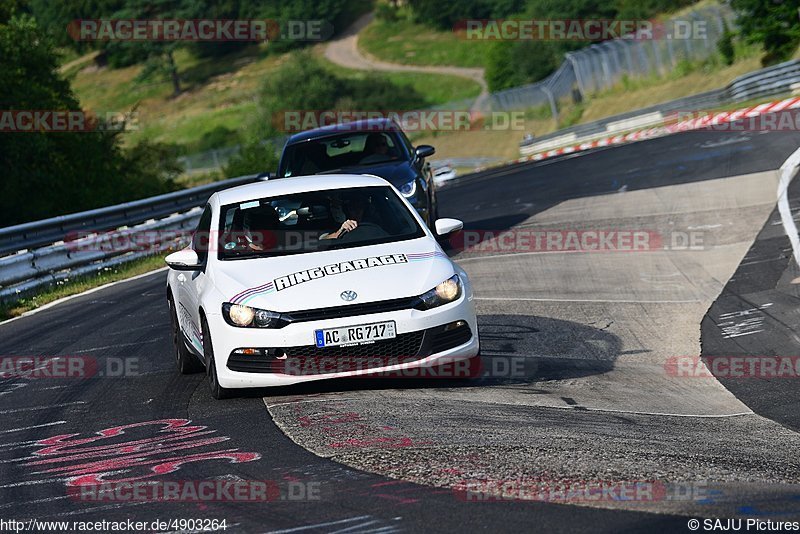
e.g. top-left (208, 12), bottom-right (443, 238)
top-left (338, 222), bottom-right (386, 240)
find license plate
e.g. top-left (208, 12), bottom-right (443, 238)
top-left (314, 321), bottom-right (396, 348)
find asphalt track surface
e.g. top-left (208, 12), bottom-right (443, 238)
top-left (2, 126), bottom-right (800, 533)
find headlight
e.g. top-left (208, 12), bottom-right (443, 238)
top-left (417, 274), bottom-right (462, 310)
top-left (399, 179), bottom-right (417, 198)
top-left (222, 303), bottom-right (286, 328)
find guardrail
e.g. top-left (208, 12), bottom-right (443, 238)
top-left (0, 175), bottom-right (258, 302)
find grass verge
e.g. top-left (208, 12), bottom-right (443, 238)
top-left (0, 254), bottom-right (167, 321)
top-left (359, 17), bottom-right (485, 68)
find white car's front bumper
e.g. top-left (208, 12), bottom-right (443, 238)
top-left (205, 294), bottom-right (479, 388)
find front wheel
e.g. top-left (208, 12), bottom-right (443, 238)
top-left (202, 316), bottom-right (232, 400)
top-left (168, 297), bottom-right (203, 374)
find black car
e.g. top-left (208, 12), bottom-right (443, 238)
top-left (275, 118), bottom-right (438, 227)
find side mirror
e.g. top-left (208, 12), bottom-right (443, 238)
top-left (434, 218), bottom-right (463, 239)
top-left (165, 248), bottom-right (202, 271)
top-left (415, 145), bottom-right (435, 159)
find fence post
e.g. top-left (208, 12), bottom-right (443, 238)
top-left (566, 54), bottom-right (586, 100)
top-left (542, 86), bottom-right (558, 122)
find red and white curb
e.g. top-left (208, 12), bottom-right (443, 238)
top-left (515, 96), bottom-right (800, 164)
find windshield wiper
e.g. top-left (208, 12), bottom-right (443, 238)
top-left (318, 166), bottom-right (361, 174)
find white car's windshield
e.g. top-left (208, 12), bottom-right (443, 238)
top-left (217, 186), bottom-right (425, 259)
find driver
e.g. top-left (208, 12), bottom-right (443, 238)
top-left (359, 133), bottom-right (396, 164)
top-left (242, 207), bottom-right (280, 251)
top-left (320, 193), bottom-right (369, 240)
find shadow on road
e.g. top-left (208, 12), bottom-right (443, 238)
top-left (226, 314), bottom-right (622, 399)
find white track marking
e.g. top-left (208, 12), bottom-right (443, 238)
top-left (0, 421), bottom-right (66, 434)
top-left (0, 495), bottom-right (71, 509)
top-left (0, 401), bottom-right (85, 414)
top-left (265, 397), bottom-right (359, 408)
top-left (0, 477), bottom-right (66, 490)
top-left (45, 500), bottom-right (151, 518)
top-left (264, 517), bottom-right (374, 534)
top-left (72, 340), bottom-right (160, 353)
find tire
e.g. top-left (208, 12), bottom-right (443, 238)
top-left (202, 316), bottom-right (232, 400)
top-left (168, 296), bottom-right (204, 374)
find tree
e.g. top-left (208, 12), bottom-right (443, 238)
top-left (731, 0), bottom-right (800, 65)
top-left (718, 19), bottom-right (735, 66)
top-left (107, 0), bottom-right (187, 95)
top-left (0, 14), bottom-right (177, 227)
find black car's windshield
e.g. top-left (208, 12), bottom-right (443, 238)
top-left (281, 132), bottom-right (407, 177)
top-left (218, 186), bottom-right (424, 260)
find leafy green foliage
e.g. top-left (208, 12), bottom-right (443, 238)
top-left (255, 52), bottom-right (428, 138)
top-left (223, 139), bottom-right (279, 178)
top-left (407, 0), bottom-right (526, 30)
top-left (28, 0), bottom-right (370, 66)
top-left (0, 15), bottom-right (178, 227)
top-left (731, 0), bottom-right (800, 66)
top-left (718, 19), bottom-right (735, 66)
top-left (407, 0), bottom-right (697, 91)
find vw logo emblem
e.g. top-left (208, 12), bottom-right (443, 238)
top-left (340, 290), bottom-right (358, 302)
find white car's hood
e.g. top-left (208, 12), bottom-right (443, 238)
top-left (212, 237), bottom-right (453, 312)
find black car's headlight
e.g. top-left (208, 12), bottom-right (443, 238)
top-left (416, 274), bottom-right (462, 310)
top-left (399, 179), bottom-right (417, 198)
top-left (222, 303), bottom-right (287, 328)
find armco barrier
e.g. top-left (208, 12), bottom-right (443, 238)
top-left (516, 96), bottom-right (800, 164)
top-left (0, 175), bottom-right (256, 257)
top-left (0, 175), bottom-right (258, 301)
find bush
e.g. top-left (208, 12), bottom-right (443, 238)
top-left (223, 139), bottom-right (279, 179)
top-left (256, 51), bottom-right (427, 137)
top-left (195, 126), bottom-right (239, 153)
top-left (718, 21), bottom-right (735, 66)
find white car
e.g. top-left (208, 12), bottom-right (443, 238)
top-left (165, 174), bottom-right (479, 398)
top-left (433, 165), bottom-right (457, 185)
